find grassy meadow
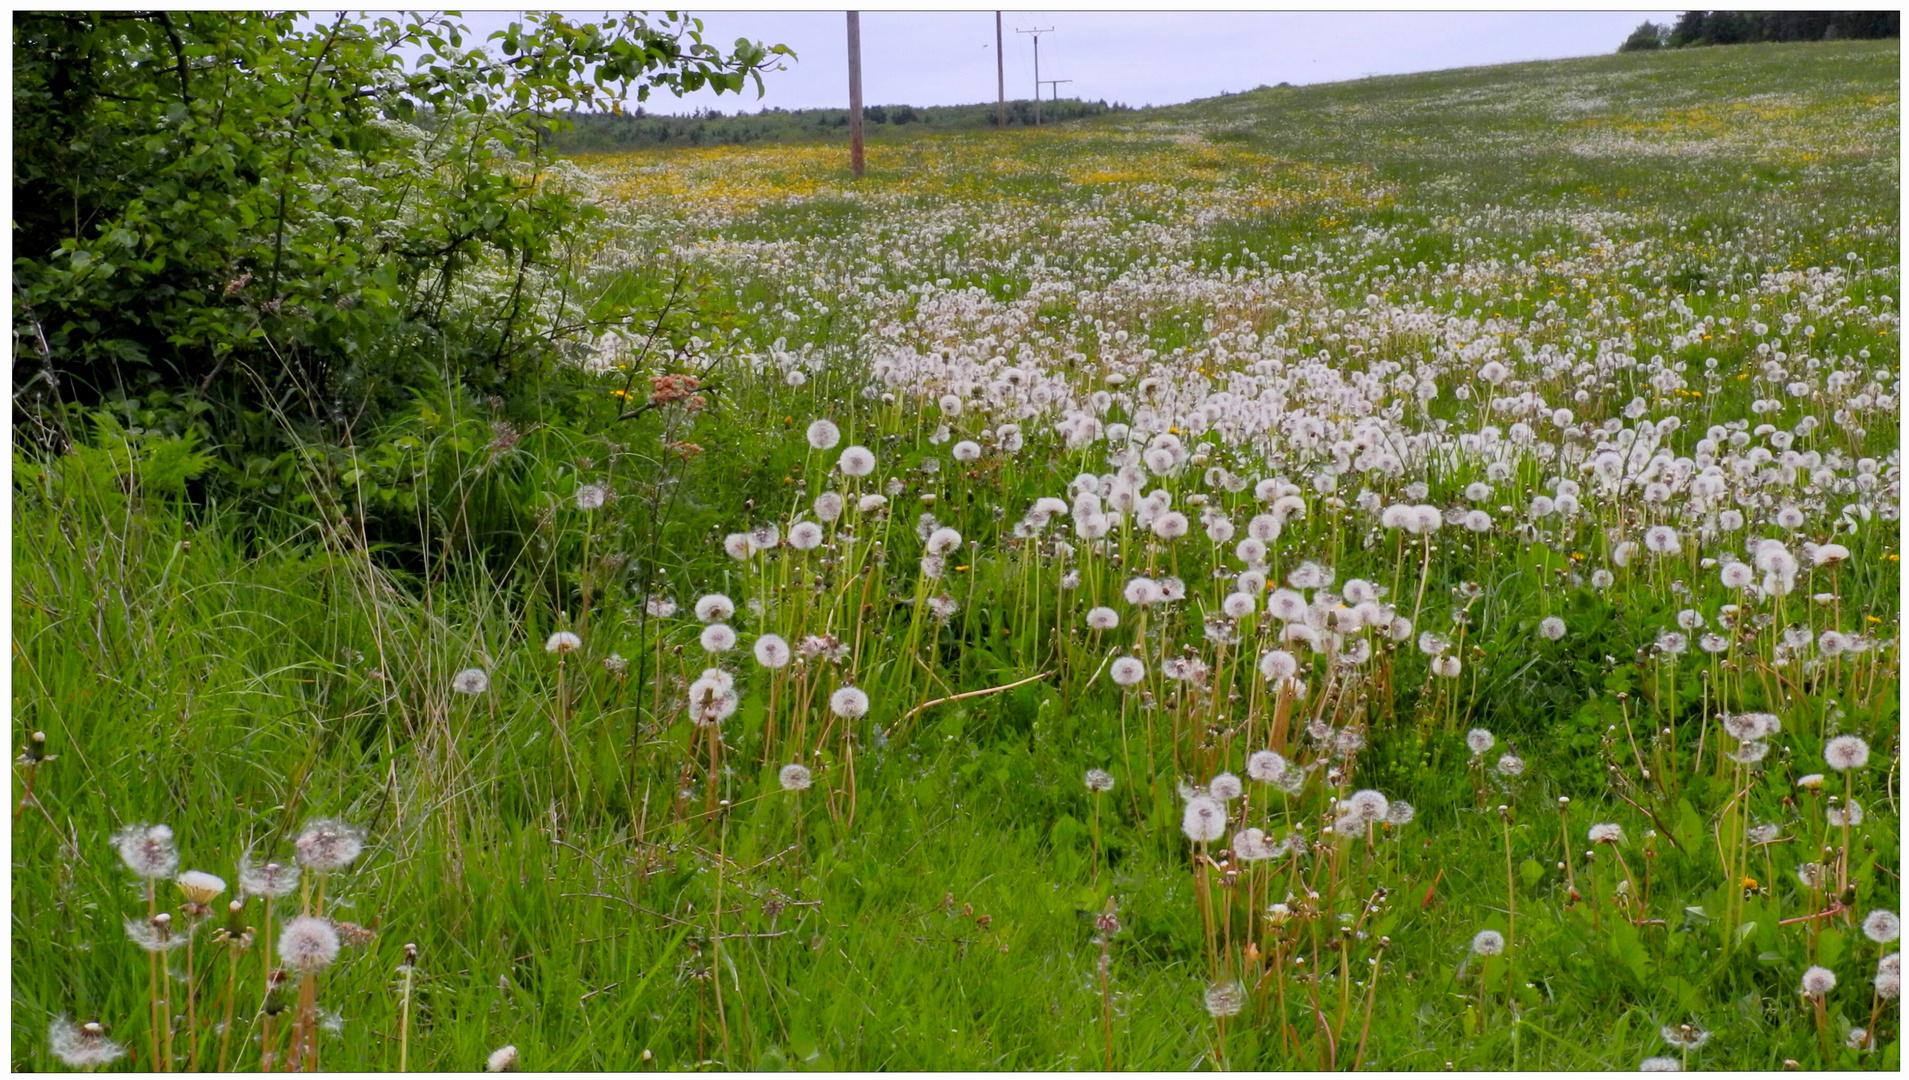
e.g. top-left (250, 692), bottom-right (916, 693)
top-left (13, 39), bottom-right (1902, 1071)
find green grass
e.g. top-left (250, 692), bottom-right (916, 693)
top-left (14, 39), bottom-right (1900, 1072)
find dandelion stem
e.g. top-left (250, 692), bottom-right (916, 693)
top-left (398, 950), bottom-right (416, 1073)
top-left (217, 937), bottom-right (242, 1073)
top-left (1352, 937), bottom-right (1389, 1072)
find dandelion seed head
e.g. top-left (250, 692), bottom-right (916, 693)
top-left (1257, 649), bottom-right (1298, 683)
top-left (487, 1044), bottom-right (522, 1072)
top-left (1660, 1023), bottom-right (1710, 1051)
top-left (1825, 735), bottom-right (1870, 771)
top-left (1471, 929), bottom-right (1505, 956)
top-left (1233, 827), bottom-right (1272, 862)
top-left (693, 594), bottom-right (735, 623)
top-left (1246, 749), bottom-right (1288, 784)
top-left (829, 687), bottom-right (870, 720)
top-left (1347, 789), bottom-right (1389, 823)
top-left (1084, 769), bottom-right (1115, 794)
top-left (294, 818), bottom-right (365, 872)
top-left (779, 764), bottom-right (813, 792)
top-left (700, 623), bottom-right (737, 653)
top-left (1203, 979), bottom-right (1245, 1018)
top-left (544, 631), bottom-right (582, 655)
top-left (1828, 800), bottom-right (1864, 828)
top-left (112, 823), bottom-right (179, 880)
top-left (49, 1018), bottom-right (126, 1070)
top-left (806, 419), bottom-right (841, 450)
top-left (1862, 910), bottom-right (1900, 944)
top-left (754, 633), bottom-right (792, 669)
top-left (1466, 728), bottom-right (1495, 756)
top-left (814, 491), bottom-right (845, 522)
top-left (238, 857), bottom-right (300, 899)
top-left (1799, 965), bottom-right (1836, 996)
top-left (837, 445), bottom-right (876, 477)
top-left (1723, 712), bottom-right (1779, 741)
top-left (1110, 657), bottom-right (1146, 686)
top-left (124, 913), bottom-right (189, 952)
top-left (574, 483), bottom-right (608, 512)
top-left (1209, 772), bottom-right (1243, 802)
top-left (1181, 794), bottom-right (1226, 844)
top-left (1589, 823), bottom-right (1624, 844)
top-left (1640, 1057), bottom-right (1682, 1072)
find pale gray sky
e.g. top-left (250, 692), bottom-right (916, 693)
top-left (409, 11), bottom-right (1684, 114)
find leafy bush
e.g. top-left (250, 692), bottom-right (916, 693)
top-left (12, 12), bottom-right (788, 452)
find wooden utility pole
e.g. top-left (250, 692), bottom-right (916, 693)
top-left (1016, 25), bottom-right (1053, 125)
top-left (847, 11), bottom-right (864, 178)
top-left (1039, 78), bottom-right (1072, 110)
top-left (995, 12), bottom-right (1005, 128)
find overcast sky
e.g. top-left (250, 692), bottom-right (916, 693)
top-left (432, 10), bottom-right (1684, 114)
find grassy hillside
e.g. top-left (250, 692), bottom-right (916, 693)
top-left (14, 39), bottom-right (1899, 1072)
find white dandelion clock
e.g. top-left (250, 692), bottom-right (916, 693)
top-left (279, 915), bottom-right (341, 972)
top-left (829, 687), bottom-right (870, 719)
top-left (573, 483), bottom-right (608, 512)
top-left (779, 764), bottom-right (813, 792)
top-left (1246, 750), bottom-right (1288, 784)
top-left (1800, 965), bottom-right (1837, 997)
top-left (754, 633), bottom-right (792, 669)
top-left (49, 1018), bottom-right (126, 1070)
top-left (1182, 795), bottom-right (1226, 844)
top-left (806, 419), bottom-right (841, 450)
top-left (112, 823), bottom-right (179, 880)
top-left (700, 623), bottom-right (737, 654)
top-left (694, 594), bottom-right (736, 623)
top-left (837, 445), bottom-right (876, 477)
top-left (1203, 980), bottom-right (1245, 1018)
top-left (1825, 735), bottom-right (1870, 771)
top-left (294, 818), bottom-right (365, 872)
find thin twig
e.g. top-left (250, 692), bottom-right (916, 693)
top-left (883, 670), bottom-right (1052, 741)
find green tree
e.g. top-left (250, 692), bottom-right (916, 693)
top-left (1618, 20), bottom-right (1668, 51)
top-left (13, 11), bottom-right (789, 442)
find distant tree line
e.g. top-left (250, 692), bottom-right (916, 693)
top-left (547, 97), bottom-right (1129, 153)
top-left (1621, 11), bottom-right (1899, 52)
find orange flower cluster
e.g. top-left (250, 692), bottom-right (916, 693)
top-left (649, 373), bottom-right (706, 412)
